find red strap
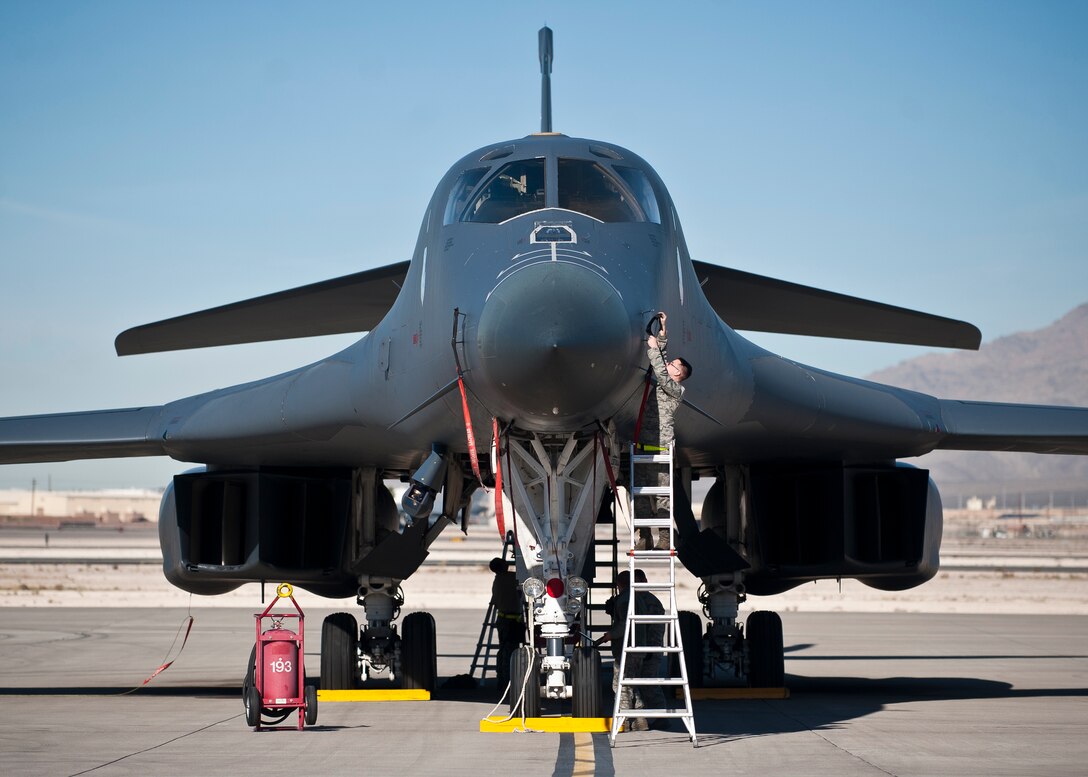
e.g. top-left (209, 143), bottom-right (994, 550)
top-left (457, 372), bottom-right (486, 489)
top-left (505, 435), bottom-right (519, 548)
top-left (125, 615), bottom-right (194, 693)
top-left (592, 433), bottom-right (597, 512)
top-left (632, 374), bottom-right (653, 449)
top-left (598, 431), bottom-right (620, 498)
top-left (492, 417), bottom-right (505, 539)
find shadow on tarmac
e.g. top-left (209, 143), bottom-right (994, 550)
top-left (687, 672), bottom-right (1088, 748)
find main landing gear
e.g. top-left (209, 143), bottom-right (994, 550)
top-left (319, 577), bottom-right (437, 692)
top-left (677, 574), bottom-right (784, 688)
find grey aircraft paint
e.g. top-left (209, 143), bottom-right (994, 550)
top-left (1, 29), bottom-right (1087, 690)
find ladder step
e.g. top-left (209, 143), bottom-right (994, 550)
top-left (631, 518), bottom-right (672, 527)
top-left (631, 486), bottom-right (671, 496)
top-left (631, 454), bottom-right (672, 463)
top-left (626, 549), bottom-right (675, 558)
top-left (593, 539), bottom-right (618, 546)
top-left (616, 444), bottom-right (695, 741)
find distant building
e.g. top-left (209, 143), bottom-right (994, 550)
top-left (0, 488), bottom-right (163, 523)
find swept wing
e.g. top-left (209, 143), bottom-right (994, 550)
top-left (114, 261), bottom-right (409, 356)
top-left (694, 261), bottom-right (981, 349)
top-left (0, 407), bottom-right (166, 464)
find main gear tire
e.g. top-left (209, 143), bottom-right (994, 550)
top-left (320, 612), bottom-right (359, 690)
top-left (746, 610), bottom-right (784, 688)
top-left (401, 611), bottom-right (437, 692)
top-left (673, 610), bottom-right (705, 688)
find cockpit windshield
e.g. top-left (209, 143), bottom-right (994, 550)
top-left (463, 159), bottom-right (546, 223)
top-left (449, 154), bottom-right (663, 225)
top-left (612, 165), bottom-right (661, 224)
top-left (557, 159), bottom-right (658, 223)
top-left (443, 167), bottom-right (488, 225)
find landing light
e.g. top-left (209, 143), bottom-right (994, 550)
top-left (523, 577), bottom-right (545, 600)
top-left (566, 576), bottom-right (587, 598)
top-left (546, 577), bottom-right (565, 598)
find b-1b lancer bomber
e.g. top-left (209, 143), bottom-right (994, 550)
top-left (3, 28), bottom-right (1087, 714)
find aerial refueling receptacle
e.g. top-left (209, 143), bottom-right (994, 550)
top-left (539, 26), bottom-right (553, 133)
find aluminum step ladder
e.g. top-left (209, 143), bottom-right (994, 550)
top-left (586, 494), bottom-right (620, 641)
top-left (469, 530), bottom-right (516, 682)
top-left (609, 444), bottom-right (697, 746)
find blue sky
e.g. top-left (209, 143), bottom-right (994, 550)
top-left (1, 0), bottom-right (1086, 489)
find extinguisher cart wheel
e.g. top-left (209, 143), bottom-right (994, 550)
top-left (305, 685), bottom-right (318, 726)
top-left (245, 685), bottom-right (262, 728)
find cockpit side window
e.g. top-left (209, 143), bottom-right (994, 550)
top-left (462, 159), bottom-right (546, 223)
top-left (557, 159), bottom-right (642, 222)
top-left (613, 165), bottom-right (662, 224)
top-left (443, 167), bottom-right (488, 226)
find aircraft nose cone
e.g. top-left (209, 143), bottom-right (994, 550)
top-left (476, 262), bottom-right (636, 425)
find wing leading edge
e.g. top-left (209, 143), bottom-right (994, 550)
top-left (0, 407), bottom-right (166, 464)
top-left (115, 261), bottom-right (410, 356)
top-left (694, 261), bottom-right (982, 350)
top-left (937, 400), bottom-right (1088, 455)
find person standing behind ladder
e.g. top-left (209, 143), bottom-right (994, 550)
top-left (636, 311), bottom-right (692, 550)
top-left (489, 557), bottom-right (524, 691)
top-left (594, 569), bottom-right (666, 731)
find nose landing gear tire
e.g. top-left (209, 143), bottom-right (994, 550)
top-left (509, 648), bottom-right (541, 717)
top-left (571, 646), bottom-right (602, 717)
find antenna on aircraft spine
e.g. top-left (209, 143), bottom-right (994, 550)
top-left (539, 26), bottom-right (553, 132)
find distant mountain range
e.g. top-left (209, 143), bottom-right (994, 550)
top-left (867, 303), bottom-right (1088, 500)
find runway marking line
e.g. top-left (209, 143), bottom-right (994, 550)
top-left (572, 731), bottom-right (595, 776)
top-left (317, 689), bottom-right (430, 702)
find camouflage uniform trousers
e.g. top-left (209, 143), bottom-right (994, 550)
top-left (494, 615), bottom-right (524, 691)
top-left (612, 650), bottom-right (666, 725)
top-left (634, 454), bottom-right (672, 548)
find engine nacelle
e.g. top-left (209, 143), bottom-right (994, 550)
top-left (859, 465), bottom-right (942, 591)
top-left (701, 462), bottom-right (942, 595)
top-left (158, 467), bottom-right (400, 598)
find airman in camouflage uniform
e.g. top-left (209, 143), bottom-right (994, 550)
top-left (636, 312), bottom-right (691, 550)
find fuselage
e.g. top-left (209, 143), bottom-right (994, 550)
top-left (157, 134), bottom-right (745, 469)
top-left (396, 133), bottom-right (735, 431)
top-left (156, 132), bottom-right (946, 475)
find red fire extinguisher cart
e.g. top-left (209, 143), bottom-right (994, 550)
top-left (244, 582), bottom-right (317, 730)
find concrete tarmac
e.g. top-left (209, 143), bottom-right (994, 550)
top-left (1, 607), bottom-right (1086, 776)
